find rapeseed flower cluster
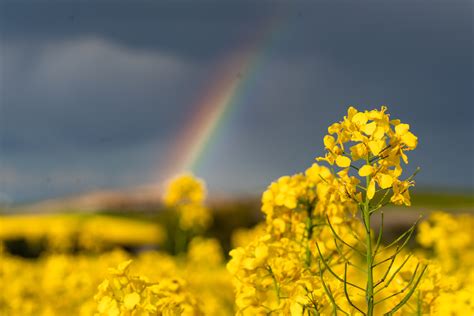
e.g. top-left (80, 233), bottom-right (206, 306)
top-left (163, 174), bottom-right (212, 232)
top-left (94, 260), bottom-right (202, 315)
top-left (92, 238), bottom-right (234, 316)
top-left (228, 163), bottom-right (364, 315)
top-left (317, 106), bottom-right (417, 205)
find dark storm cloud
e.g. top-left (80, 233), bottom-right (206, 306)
top-left (2, 1), bottom-right (471, 61)
top-left (0, 0), bottom-right (275, 60)
top-left (1, 38), bottom-right (200, 152)
top-left (0, 0), bottom-right (472, 202)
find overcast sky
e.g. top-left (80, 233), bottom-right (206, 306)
top-left (0, 0), bottom-right (473, 203)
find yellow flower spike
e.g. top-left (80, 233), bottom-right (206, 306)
top-left (335, 155), bottom-right (351, 168)
top-left (163, 173), bottom-right (206, 206)
top-left (358, 165), bottom-right (374, 177)
top-left (367, 179), bottom-right (376, 200)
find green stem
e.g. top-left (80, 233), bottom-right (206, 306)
top-left (174, 226), bottom-right (188, 255)
top-left (268, 266), bottom-right (281, 304)
top-left (364, 201), bottom-right (374, 316)
top-left (416, 290), bottom-right (422, 316)
top-left (364, 157), bottom-right (374, 316)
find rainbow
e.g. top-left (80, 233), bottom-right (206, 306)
top-left (158, 13), bottom-right (285, 181)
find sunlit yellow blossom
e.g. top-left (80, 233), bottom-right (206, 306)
top-left (317, 106), bottom-right (418, 206)
top-left (163, 173), bottom-right (213, 232)
top-left (94, 260), bottom-right (203, 316)
top-left (163, 173), bottom-right (206, 206)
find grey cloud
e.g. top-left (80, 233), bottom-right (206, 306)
top-left (1, 1), bottom-right (471, 61)
top-left (1, 36), bottom-right (204, 153)
top-left (0, 0), bottom-right (472, 202)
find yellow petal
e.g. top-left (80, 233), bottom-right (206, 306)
top-left (284, 196), bottom-right (297, 209)
top-left (328, 122), bottom-right (341, 134)
top-left (243, 258), bottom-right (257, 270)
top-left (123, 292), bottom-right (140, 310)
top-left (401, 151), bottom-right (408, 164)
top-left (368, 107), bottom-right (386, 120)
top-left (358, 165), bottom-right (374, 177)
top-left (290, 301), bottom-right (303, 316)
top-left (362, 121), bottom-right (377, 135)
top-left (350, 143), bottom-right (367, 160)
top-left (351, 131), bottom-right (365, 142)
top-left (367, 179), bottom-right (376, 200)
top-left (116, 260), bottom-right (133, 274)
top-left (323, 135), bottom-right (336, 148)
top-left (368, 140), bottom-right (385, 156)
top-left (273, 218), bottom-right (286, 232)
top-left (378, 174), bottom-right (393, 189)
top-left (335, 155), bottom-right (351, 168)
top-left (352, 112), bottom-right (368, 125)
top-left (373, 127), bottom-right (385, 140)
top-left (401, 132), bottom-right (418, 148)
top-left (390, 119), bottom-right (401, 125)
top-left (347, 106), bottom-right (358, 119)
top-left (395, 123), bottom-right (410, 135)
top-left (255, 244), bottom-right (269, 261)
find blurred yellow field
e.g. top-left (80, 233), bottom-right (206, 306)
top-left (0, 214), bottom-right (165, 252)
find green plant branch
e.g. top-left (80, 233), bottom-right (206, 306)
top-left (374, 253), bottom-right (412, 290)
top-left (374, 254), bottom-right (415, 295)
top-left (326, 215), bottom-right (365, 256)
top-left (376, 217), bottom-right (421, 257)
top-left (267, 266), bottom-right (281, 305)
top-left (373, 211), bottom-right (384, 256)
top-left (318, 261), bottom-right (349, 316)
top-left (383, 265), bottom-right (427, 315)
top-left (316, 242), bottom-right (366, 292)
top-left (333, 237), bottom-right (366, 273)
top-left (375, 262), bottom-right (421, 305)
top-left (344, 263), bottom-right (366, 315)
